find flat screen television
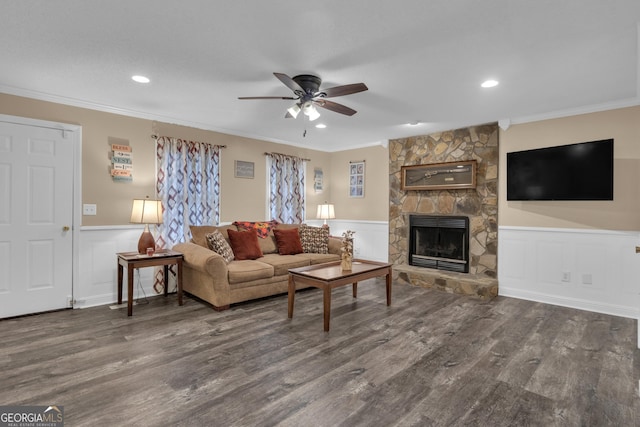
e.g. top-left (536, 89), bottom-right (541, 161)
top-left (506, 139), bottom-right (613, 201)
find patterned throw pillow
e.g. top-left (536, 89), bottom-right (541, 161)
top-left (205, 231), bottom-right (235, 263)
top-left (299, 224), bottom-right (329, 254)
top-left (233, 220), bottom-right (279, 238)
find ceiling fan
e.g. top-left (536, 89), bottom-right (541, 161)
top-left (238, 73), bottom-right (368, 121)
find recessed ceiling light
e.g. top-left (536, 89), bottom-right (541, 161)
top-left (407, 121), bottom-right (421, 126)
top-left (481, 79), bottom-right (499, 88)
top-left (315, 123), bottom-right (326, 129)
top-left (132, 75), bottom-right (150, 84)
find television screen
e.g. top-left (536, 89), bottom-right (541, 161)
top-left (506, 139), bottom-right (613, 201)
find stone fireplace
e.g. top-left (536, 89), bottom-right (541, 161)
top-left (389, 124), bottom-right (499, 300)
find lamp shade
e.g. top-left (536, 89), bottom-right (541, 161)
top-left (130, 198), bottom-right (163, 225)
top-left (287, 103), bottom-right (301, 119)
top-left (304, 103), bottom-right (321, 121)
top-left (316, 203), bottom-right (335, 221)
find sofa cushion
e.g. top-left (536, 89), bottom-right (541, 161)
top-left (301, 253), bottom-right (341, 265)
top-left (299, 224), bottom-right (329, 254)
top-left (274, 223), bottom-right (299, 231)
top-left (205, 231), bottom-right (235, 263)
top-left (257, 233), bottom-right (278, 255)
top-left (227, 260), bottom-right (274, 284)
top-left (227, 229), bottom-right (264, 260)
top-left (233, 220), bottom-right (279, 238)
top-left (259, 253), bottom-right (310, 276)
top-left (273, 228), bottom-right (304, 255)
top-left (190, 225), bottom-right (235, 248)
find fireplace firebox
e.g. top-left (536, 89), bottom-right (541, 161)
top-left (409, 215), bottom-right (469, 273)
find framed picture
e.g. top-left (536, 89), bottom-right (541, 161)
top-left (349, 161), bottom-right (365, 198)
top-left (314, 168), bottom-right (323, 193)
top-left (234, 160), bottom-right (254, 179)
top-left (401, 160), bottom-right (477, 191)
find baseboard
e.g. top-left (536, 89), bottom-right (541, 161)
top-left (499, 285), bottom-right (639, 320)
top-left (73, 284), bottom-right (159, 309)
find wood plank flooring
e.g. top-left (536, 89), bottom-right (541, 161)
top-left (1, 280), bottom-right (639, 426)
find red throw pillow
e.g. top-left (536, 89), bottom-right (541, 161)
top-left (273, 228), bottom-right (304, 255)
top-left (227, 229), bottom-right (263, 260)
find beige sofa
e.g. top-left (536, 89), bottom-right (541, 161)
top-left (173, 223), bottom-right (341, 310)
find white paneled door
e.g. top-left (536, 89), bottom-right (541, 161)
top-left (0, 119), bottom-right (75, 318)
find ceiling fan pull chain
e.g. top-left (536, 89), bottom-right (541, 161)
top-left (303, 114), bottom-right (307, 138)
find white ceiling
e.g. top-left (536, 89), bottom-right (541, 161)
top-left (1, 1), bottom-right (639, 152)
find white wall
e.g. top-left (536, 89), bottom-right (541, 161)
top-left (498, 226), bottom-right (640, 319)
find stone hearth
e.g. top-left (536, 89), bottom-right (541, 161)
top-left (389, 124), bottom-right (499, 299)
top-left (394, 265), bottom-right (498, 300)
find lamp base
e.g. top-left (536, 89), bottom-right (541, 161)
top-left (137, 225), bottom-right (156, 254)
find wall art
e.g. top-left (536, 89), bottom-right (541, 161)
top-left (401, 160), bottom-right (477, 191)
top-left (349, 161), bottom-right (365, 197)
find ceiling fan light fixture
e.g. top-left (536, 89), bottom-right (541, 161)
top-left (303, 103), bottom-right (321, 121)
top-left (287, 103), bottom-right (301, 119)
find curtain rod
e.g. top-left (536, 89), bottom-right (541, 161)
top-left (264, 152), bottom-right (311, 162)
top-left (151, 135), bottom-right (226, 148)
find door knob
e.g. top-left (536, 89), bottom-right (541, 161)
top-left (62, 226), bottom-right (70, 232)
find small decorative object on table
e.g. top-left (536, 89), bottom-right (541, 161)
top-left (341, 230), bottom-right (355, 271)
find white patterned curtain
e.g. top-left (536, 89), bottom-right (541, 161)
top-left (268, 153), bottom-right (305, 223)
top-left (156, 137), bottom-right (221, 247)
top-left (154, 137), bottom-right (220, 292)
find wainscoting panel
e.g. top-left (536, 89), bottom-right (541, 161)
top-left (499, 226), bottom-right (640, 320)
top-left (76, 225), bottom-right (156, 308)
top-left (319, 220), bottom-right (389, 263)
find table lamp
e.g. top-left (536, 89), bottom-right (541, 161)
top-left (316, 202), bottom-right (335, 226)
top-left (130, 197), bottom-right (163, 254)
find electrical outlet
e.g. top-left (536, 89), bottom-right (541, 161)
top-left (83, 204), bottom-right (97, 215)
top-left (582, 274), bottom-right (592, 285)
top-left (562, 272), bottom-right (571, 282)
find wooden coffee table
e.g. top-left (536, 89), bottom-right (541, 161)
top-left (288, 259), bottom-right (392, 331)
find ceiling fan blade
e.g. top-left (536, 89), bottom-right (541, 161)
top-left (238, 96), bottom-right (297, 100)
top-left (321, 83), bottom-right (368, 98)
top-left (314, 99), bottom-right (357, 116)
top-left (273, 72), bottom-right (305, 93)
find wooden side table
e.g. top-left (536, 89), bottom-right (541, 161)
top-left (117, 249), bottom-right (183, 316)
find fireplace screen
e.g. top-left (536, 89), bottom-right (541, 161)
top-left (409, 215), bottom-right (469, 273)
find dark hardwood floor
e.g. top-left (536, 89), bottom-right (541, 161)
top-left (1, 280), bottom-right (639, 426)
